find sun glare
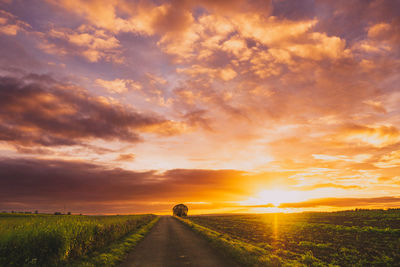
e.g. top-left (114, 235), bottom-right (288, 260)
top-left (259, 189), bottom-right (308, 206)
top-left (241, 189), bottom-right (309, 207)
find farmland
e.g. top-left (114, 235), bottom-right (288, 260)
top-left (1, 210), bottom-right (399, 266)
top-left (0, 213), bottom-right (157, 266)
top-left (186, 210), bottom-right (400, 266)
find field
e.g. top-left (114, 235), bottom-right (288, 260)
top-left (2, 210), bottom-right (400, 266)
top-left (0, 213), bottom-right (156, 266)
top-left (186, 210), bottom-right (400, 266)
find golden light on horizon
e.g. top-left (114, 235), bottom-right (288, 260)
top-left (240, 189), bottom-right (311, 207)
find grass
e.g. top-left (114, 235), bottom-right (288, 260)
top-left (71, 216), bottom-right (160, 266)
top-left (0, 213), bottom-right (157, 266)
top-left (4, 210), bottom-right (398, 266)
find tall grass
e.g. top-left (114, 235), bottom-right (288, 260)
top-left (72, 216), bottom-right (160, 266)
top-left (0, 213), bottom-right (156, 266)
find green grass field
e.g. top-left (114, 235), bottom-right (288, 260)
top-left (0, 213), bottom-right (156, 266)
top-left (184, 210), bottom-right (400, 266)
top-left (2, 210), bottom-right (400, 266)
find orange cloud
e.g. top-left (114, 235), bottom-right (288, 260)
top-left (285, 32), bottom-right (351, 60)
top-left (0, 10), bottom-right (30, 35)
top-left (368, 23), bottom-right (392, 38)
top-left (342, 124), bottom-right (400, 147)
top-left (354, 20), bottom-right (400, 54)
top-left (47, 0), bottom-right (124, 32)
top-left (140, 120), bottom-right (190, 136)
top-left (177, 65), bottom-right (237, 81)
top-left (363, 100), bottom-right (387, 113)
top-left (279, 197), bottom-right (400, 208)
top-left (116, 153), bottom-right (136, 161)
top-left (312, 154), bottom-right (372, 163)
top-left (296, 183), bottom-right (362, 191)
top-left (95, 78), bottom-right (142, 94)
top-left (42, 25), bottom-right (122, 62)
top-left (375, 150), bottom-right (400, 169)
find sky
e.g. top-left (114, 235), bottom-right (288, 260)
top-left (0, 0), bottom-right (400, 214)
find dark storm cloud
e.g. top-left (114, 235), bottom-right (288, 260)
top-left (0, 74), bottom-right (170, 147)
top-left (0, 157), bottom-right (249, 207)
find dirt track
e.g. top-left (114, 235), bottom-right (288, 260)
top-left (120, 216), bottom-right (239, 267)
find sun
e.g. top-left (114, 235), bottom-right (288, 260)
top-left (241, 189), bottom-right (309, 207)
top-left (258, 189), bottom-right (299, 206)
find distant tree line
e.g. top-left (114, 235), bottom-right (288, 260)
top-left (2, 210), bottom-right (76, 215)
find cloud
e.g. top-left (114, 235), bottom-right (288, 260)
top-left (116, 153), bottom-right (136, 161)
top-left (296, 183), bottom-right (362, 191)
top-left (285, 32), bottom-right (351, 60)
top-left (0, 74), bottom-right (181, 148)
top-left (146, 73), bottom-right (167, 85)
top-left (48, 0), bottom-right (270, 35)
top-left (279, 196), bottom-right (400, 208)
top-left (195, 0), bottom-right (272, 15)
top-left (182, 110), bottom-right (213, 131)
top-left (139, 121), bottom-right (190, 136)
top-left (47, 0), bottom-right (125, 33)
top-left (363, 100), bottom-right (387, 114)
top-left (47, 0), bottom-right (349, 66)
top-left (0, 38), bottom-right (42, 71)
top-left (312, 154), bottom-right (372, 163)
top-left (367, 20), bottom-right (400, 48)
top-left (0, 10), bottom-right (30, 36)
top-left (0, 157), bottom-right (250, 213)
top-left (368, 23), bottom-right (392, 39)
top-left (177, 65), bottom-right (237, 81)
top-left (354, 19), bottom-right (400, 55)
top-left (342, 124), bottom-right (400, 147)
top-left (374, 150), bottom-right (400, 168)
top-left (48, 0), bottom-right (195, 37)
top-left (41, 25), bottom-right (123, 62)
top-left (95, 78), bottom-right (142, 93)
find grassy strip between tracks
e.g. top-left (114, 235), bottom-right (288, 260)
top-left (174, 216), bottom-right (315, 267)
top-left (70, 216), bottom-right (160, 267)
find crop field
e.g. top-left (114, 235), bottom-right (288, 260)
top-left (187, 210), bottom-right (400, 266)
top-left (0, 213), bottom-right (156, 266)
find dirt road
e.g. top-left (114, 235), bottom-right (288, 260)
top-left (120, 216), bottom-right (239, 267)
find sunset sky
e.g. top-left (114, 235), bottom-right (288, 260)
top-left (1, 0), bottom-right (400, 214)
